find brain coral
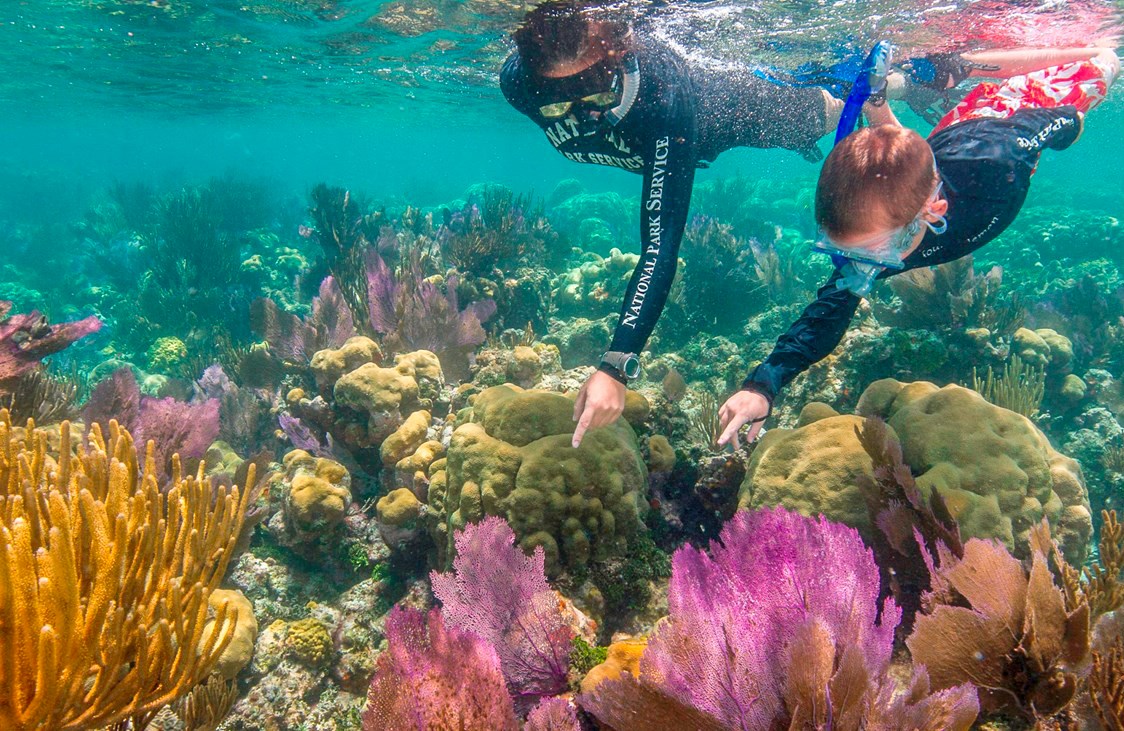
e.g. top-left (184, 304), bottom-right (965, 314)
top-left (428, 384), bottom-right (647, 574)
top-left (740, 379), bottom-right (1092, 562)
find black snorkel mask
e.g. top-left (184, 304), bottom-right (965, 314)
top-left (533, 52), bottom-right (640, 137)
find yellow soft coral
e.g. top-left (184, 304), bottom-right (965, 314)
top-left (0, 411), bottom-right (251, 731)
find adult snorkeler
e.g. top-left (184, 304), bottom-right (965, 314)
top-left (717, 45), bottom-right (1121, 448)
top-left (502, 0), bottom-right (850, 447)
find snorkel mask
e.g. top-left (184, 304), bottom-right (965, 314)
top-left (534, 52), bottom-right (640, 136)
top-left (815, 40), bottom-right (945, 298)
top-left (814, 180), bottom-right (946, 297)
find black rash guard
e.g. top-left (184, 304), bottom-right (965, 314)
top-left (743, 105), bottom-right (1083, 402)
top-left (501, 35), bottom-right (827, 377)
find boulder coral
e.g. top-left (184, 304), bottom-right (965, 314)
top-left (740, 379), bottom-right (1092, 562)
top-left (428, 384), bottom-right (648, 573)
top-left (309, 335), bottom-right (382, 391)
top-left (202, 589), bottom-right (259, 680)
top-left (276, 449), bottom-right (352, 544)
top-left (1013, 327), bottom-right (1073, 375)
top-left (332, 349), bottom-right (441, 446)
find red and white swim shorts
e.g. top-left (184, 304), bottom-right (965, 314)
top-left (932, 52), bottom-right (1119, 134)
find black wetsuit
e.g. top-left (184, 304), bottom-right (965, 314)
top-left (501, 35), bottom-right (827, 379)
top-left (743, 106), bottom-right (1083, 402)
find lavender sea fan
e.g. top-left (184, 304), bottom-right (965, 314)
top-left (365, 249), bottom-right (495, 377)
top-left (430, 516), bottom-right (572, 712)
top-left (580, 507), bottom-right (979, 730)
top-left (250, 275), bottom-right (354, 364)
top-left (362, 607), bottom-right (519, 731)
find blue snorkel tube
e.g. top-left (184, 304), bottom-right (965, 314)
top-left (835, 40), bottom-right (893, 144)
top-left (824, 40), bottom-right (894, 298)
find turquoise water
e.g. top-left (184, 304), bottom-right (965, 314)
top-left (5, 0), bottom-right (1120, 220)
top-left (4, 1), bottom-right (1124, 730)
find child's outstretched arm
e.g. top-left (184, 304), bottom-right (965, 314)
top-left (961, 46), bottom-right (1118, 80)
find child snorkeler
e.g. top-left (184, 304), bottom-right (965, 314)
top-left (718, 46), bottom-right (1121, 447)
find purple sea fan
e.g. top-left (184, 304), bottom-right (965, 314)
top-left (523, 696), bottom-right (582, 731)
top-left (250, 275), bottom-right (354, 364)
top-left (0, 301), bottom-right (101, 384)
top-left (82, 367), bottom-right (142, 434)
top-left (430, 516), bottom-right (572, 712)
top-left (364, 249), bottom-right (495, 377)
top-left (362, 606), bottom-right (518, 731)
top-left (135, 394), bottom-right (221, 480)
top-left (580, 507), bottom-right (978, 730)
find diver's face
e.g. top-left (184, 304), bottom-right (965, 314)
top-left (533, 47), bottom-right (622, 126)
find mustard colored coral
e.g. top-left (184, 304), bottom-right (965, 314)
top-left (377, 487), bottom-right (424, 527)
top-left (310, 335), bottom-right (382, 390)
top-left (202, 589), bottom-right (259, 680)
top-left (0, 411), bottom-right (251, 731)
top-left (381, 409), bottom-right (431, 466)
top-left (740, 380), bottom-right (1092, 562)
top-left (285, 617), bottom-right (334, 669)
top-left (282, 449), bottom-right (352, 539)
top-left (429, 384), bottom-right (647, 573)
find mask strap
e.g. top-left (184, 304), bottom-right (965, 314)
top-left (603, 52), bottom-right (639, 126)
top-left (925, 216), bottom-right (947, 235)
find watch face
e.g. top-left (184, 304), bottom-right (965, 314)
top-left (622, 356), bottom-right (641, 379)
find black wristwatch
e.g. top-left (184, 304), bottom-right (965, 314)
top-left (599, 351), bottom-right (641, 382)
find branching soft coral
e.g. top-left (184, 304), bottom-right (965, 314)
top-left (0, 411), bottom-right (251, 730)
top-left (580, 507), bottom-right (980, 730)
top-left (885, 255), bottom-right (1024, 333)
top-left (907, 522), bottom-right (1090, 720)
top-left (1090, 634), bottom-right (1124, 731)
top-left (1054, 510), bottom-right (1124, 622)
top-left (430, 517), bottom-right (572, 712)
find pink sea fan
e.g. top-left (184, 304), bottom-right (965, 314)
top-left (135, 395), bottom-right (221, 479)
top-left (580, 507), bottom-right (978, 730)
top-left (430, 516), bottom-right (572, 711)
top-left (523, 696), bottom-right (582, 731)
top-left (0, 301), bottom-right (101, 383)
top-left (83, 368), bottom-right (219, 480)
top-left (250, 275), bottom-right (354, 363)
top-left (362, 606), bottom-right (518, 731)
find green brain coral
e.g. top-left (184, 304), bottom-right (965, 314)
top-left (428, 384), bottom-right (647, 574)
top-left (740, 379), bottom-right (1092, 563)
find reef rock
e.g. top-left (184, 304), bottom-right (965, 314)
top-left (428, 384), bottom-right (648, 574)
top-left (740, 379), bottom-right (1092, 562)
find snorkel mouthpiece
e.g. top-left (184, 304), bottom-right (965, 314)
top-left (603, 52), bottom-right (639, 126)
